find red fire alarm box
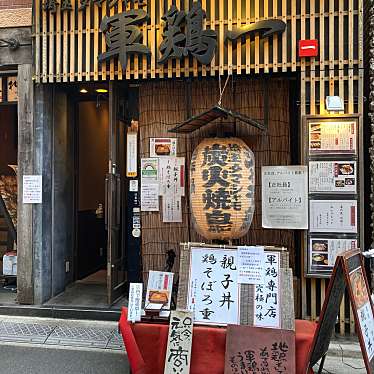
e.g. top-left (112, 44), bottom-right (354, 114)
top-left (298, 40), bottom-right (319, 57)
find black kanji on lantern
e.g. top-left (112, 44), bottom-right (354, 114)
top-left (98, 9), bottom-right (151, 71)
top-left (158, 1), bottom-right (216, 65)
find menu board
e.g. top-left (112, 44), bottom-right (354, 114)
top-left (305, 116), bottom-right (360, 277)
top-left (309, 237), bottom-right (357, 271)
top-left (309, 200), bottom-right (357, 233)
top-left (309, 161), bottom-right (357, 193)
top-left (308, 120), bottom-right (357, 154)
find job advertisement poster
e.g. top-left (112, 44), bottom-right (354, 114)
top-left (309, 161), bottom-right (357, 193)
top-left (262, 166), bottom-right (308, 229)
top-left (309, 200), bottom-right (357, 233)
top-left (308, 120), bottom-right (357, 154)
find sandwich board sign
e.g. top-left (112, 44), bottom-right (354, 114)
top-left (308, 250), bottom-right (374, 373)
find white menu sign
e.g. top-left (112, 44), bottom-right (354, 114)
top-left (309, 161), bottom-right (357, 193)
top-left (309, 120), bottom-right (357, 154)
top-left (128, 283), bottom-right (143, 323)
top-left (262, 166), bottom-right (308, 229)
top-left (187, 247), bottom-right (239, 325)
top-left (146, 271), bottom-right (174, 310)
top-left (23, 175), bottom-right (43, 204)
top-left (309, 200), bottom-right (357, 233)
top-left (237, 246), bottom-right (265, 285)
top-left (254, 252), bottom-right (280, 328)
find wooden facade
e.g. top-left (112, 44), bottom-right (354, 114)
top-left (33, 0), bottom-right (364, 335)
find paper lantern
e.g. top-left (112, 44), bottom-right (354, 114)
top-left (190, 137), bottom-right (255, 240)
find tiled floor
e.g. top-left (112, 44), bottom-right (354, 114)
top-left (0, 318), bottom-right (124, 351)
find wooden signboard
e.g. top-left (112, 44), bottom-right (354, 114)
top-left (225, 325), bottom-right (296, 374)
top-left (308, 250), bottom-right (374, 373)
top-left (164, 310), bottom-right (193, 374)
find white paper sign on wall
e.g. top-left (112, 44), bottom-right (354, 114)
top-left (23, 175), bottom-right (43, 204)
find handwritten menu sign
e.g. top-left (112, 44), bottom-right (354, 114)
top-left (350, 268), bottom-right (374, 361)
top-left (225, 325), bottom-right (296, 374)
top-left (308, 120), bottom-right (357, 154)
top-left (254, 252), bottom-right (281, 328)
top-left (309, 200), bottom-right (357, 233)
top-left (128, 283), bottom-right (143, 322)
top-left (159, 157), bottom-right (185, 197)
top-left (164, 310), bottom-right (193, 374)
top-left (262, 166), bottom-right (308, 229)
top-left (309, 161), bottom-right (357, 193)
top-left (187, 247), bottom-right (240, 325)
top-left (23, 175), bottom-right (43, 204)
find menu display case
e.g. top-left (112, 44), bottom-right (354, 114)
top-left (304, 116), bottom-right (361, 277)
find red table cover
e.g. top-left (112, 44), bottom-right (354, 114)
top-left (119, 307), bottom-right (316, 374)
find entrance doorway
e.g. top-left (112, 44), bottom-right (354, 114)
top-left (46, 82), bottom-right (131, 309)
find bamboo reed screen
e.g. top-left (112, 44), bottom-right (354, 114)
top-left (138, 77), bottom-right (295, 282)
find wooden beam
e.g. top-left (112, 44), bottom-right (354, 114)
top-left (17, 64), bottom-right (34, 305)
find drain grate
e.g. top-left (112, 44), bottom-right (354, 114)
top-left (45, 326), bottom-right (114, 348)
top-left (0, 321), bottom-right (54, 344)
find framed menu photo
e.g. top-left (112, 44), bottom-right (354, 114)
top-left (309, 161), bottom-right (357, 194)
top-left (307, 236), bottom-right (358, 276)
top-left (308, 118), bottom-right (357, 154)
top-left (309, 199), bottom-right (358, 233)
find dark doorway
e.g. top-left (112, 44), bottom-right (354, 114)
top-left (76, 101), bottom-right (108, 281)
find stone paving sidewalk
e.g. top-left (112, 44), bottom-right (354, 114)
top-left (0, 316), bottom-right (124, 351)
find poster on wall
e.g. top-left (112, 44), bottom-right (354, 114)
top-left (150, 138), bottom-right (177, 157)
top-left (23, 175), bottom-right (43, 204)
top-left (159, 157), bottom-right (185, 197)
top-left (162, 195), bottom-right (182, 223)
top-left (309, 161), bottom-right (357, 193)
top-left (140, 158), bottom-right (158, 184)
top-left (187, 247), bottom-right (240, 326)
top-left (126, 132), bottom-right (137, 177)
top-left (140, 184), bottom-right (159, 211)
top-left (262, 166), bottom-right (308, 229)
top-left (308, 237), bottom-right (357, 273)
top-left (308, 120), bottom-right (357, 154)
top-left (145, 270), bottom-right (174, 311)
top-left (309, 199), bottom-right (357, 233)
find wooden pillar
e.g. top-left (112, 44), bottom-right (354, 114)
top-left (17, 64), bottom-right (34, 304)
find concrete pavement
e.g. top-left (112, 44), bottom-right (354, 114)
top-left (0, 315), bottom-right (368, 374)
top-left (0, 343), bottom-right (130, 374)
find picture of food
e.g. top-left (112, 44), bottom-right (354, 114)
top-left (339, 164), bottom-right (354, 175)
top-left (345, 178), bottom-right (355, 186)
top-left (148, 290), bottom-right (169, 304)
top-left (350, 270), bottom-right (369, 309)
top-left (310, 123), bottom-right (321, 133)
top-left (335, 180), bottom-right (345, 188)
top-left (312, 253), bottom-right (329, 266)
top-left (310, 133), bottom-right (321, 141)
top-left (310, 141), bottom-right (321, 149)
top-left (155, 144), bottom-right (171, 156)
top-left (312, 240), bottom-right (328, 252)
